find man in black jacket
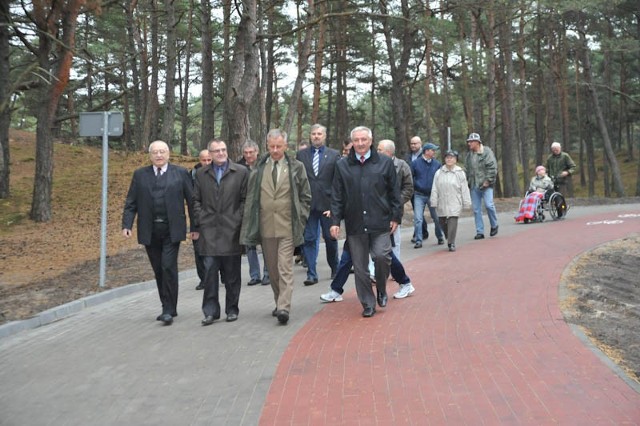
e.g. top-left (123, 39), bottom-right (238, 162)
top-left (122, 140), bottom-right (197, 325)
top-left (330, 126), bottom-right (402, 318)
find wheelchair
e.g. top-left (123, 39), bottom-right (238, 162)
top-left (517, 182), bottom-right (568, 223)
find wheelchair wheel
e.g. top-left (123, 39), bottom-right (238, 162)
top-left (549, 193), bottom-right (567, 220)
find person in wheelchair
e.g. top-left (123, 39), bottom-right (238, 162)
top-left (515, 165), bottom-right (555, 223)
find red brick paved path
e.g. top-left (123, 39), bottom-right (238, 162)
top-left (261, 210), bottom-right (640, 424)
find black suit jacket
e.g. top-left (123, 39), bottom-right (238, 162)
top-left (296, 145), bottom-right (341, 212)
top-left (122, 164), bottom-right (195, 245)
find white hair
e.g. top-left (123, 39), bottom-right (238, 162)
top-left (551, 142), bottom-right (561, 149)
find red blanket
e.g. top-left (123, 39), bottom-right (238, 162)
top-left (515, 192), bottom-right (544, 222)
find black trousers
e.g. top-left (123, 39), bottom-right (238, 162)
top-left (202, 255), bottom-right (241, 318)
top-left (192, 240), bottom-right (206, 284)
top-left (145, 223), bottom-right (180, 316)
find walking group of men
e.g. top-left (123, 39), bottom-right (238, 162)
top-left (122, 125), bottom-right (575, 324)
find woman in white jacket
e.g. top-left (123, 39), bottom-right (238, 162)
top-left (430, 150), bottom-right (472, 251)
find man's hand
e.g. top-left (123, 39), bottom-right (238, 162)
top-left (330, 225), bottom-right (340, 240)
top-left (191, 232), bottom-right (200, 240)
top-left (122, 229), bottom-right (132, 238)
top-left (389, 221), bottom-right (398, 235)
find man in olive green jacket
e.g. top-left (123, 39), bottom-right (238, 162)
top-left (545, 142), bottom-right (577, 197)
top-left (240, 129), bottom-right (311, 325)
top-left (464, 132), bottom-right (499, 240)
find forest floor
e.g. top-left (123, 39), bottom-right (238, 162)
top-left (0, 130), bottom-right (638, 384)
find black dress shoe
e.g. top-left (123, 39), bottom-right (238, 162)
top-left (438, 238), bottom-right (445, 245)
top-left (201, 316), bottom-right (215, 326)
top-left (247, 278), bottom-right (261, 286)
top-left (160, 314), bottom-right (173, 325)
top-left (474, 234), bottom-right (485, 240)
top-left (304, 278), bottom-right (318, 286)
top-left (195, 282), bottom-right (205, 290)
top-left (414, 242), bottom-right (422, 248)
top-left (276, 310), bottom-right (289, 324)
top-left (377, 292), bottom-right (388, 307)
top-left (362, 307), bottom-right (376, 317)
top-left (226, 313), bottom-right (238, 322)
top-left (490, 226), bottom-right (499, 236)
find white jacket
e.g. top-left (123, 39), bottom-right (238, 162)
top-left (431, 165), bottom-right (472, 217)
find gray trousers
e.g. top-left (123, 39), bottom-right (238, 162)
top-left (348, 232), bottom-right (392, 309)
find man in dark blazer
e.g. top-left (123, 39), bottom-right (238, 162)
top-left (296, 124), bottom-right (341, 285)
top-left (122, 140), bottom-right (196, 325)
top-left (193, 139), bottom-right (248, 325)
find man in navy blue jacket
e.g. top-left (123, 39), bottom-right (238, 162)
top-left (410, 142), bottom-right (444, 248)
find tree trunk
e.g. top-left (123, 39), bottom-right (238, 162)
top-left (30, 0), bottom-right (85, 222)
top-left (223, 0), bottom-right (259, 158)
top-left (497, 4), bottom-right (518, 197)
top-left (0, 0), bottom-right (10, 198)
top-left (160, 0), bottom-right (177, 145)
top-left (178, 0), bottom-right (194, 155)
top-left (311, 1), bottom-right (326, 125)
top-left (580, 30), bottom-right (625, 197)
top-left (379, 0), bottom-right (412, 150)
top-left (200, 0), bottom-right (215, 149)
top-left (283, 2), bottom-right (314, 137)
top-left (517, 1), bottom-right (529, 193)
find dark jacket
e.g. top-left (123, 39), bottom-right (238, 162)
top-left (122, 164), bottom-right (195, 245)
top-left (411, 155), bottom-right (441, 195)
top-left (296, 145), bottom-right (341, 212)
top-left (193, 161), bottom-right (248, 256)
top-left (331, 148), bottom-right (402, 235)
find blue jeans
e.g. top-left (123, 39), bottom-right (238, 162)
top-left (470, 187), bottom-right (498, 234)
top-left (303, 209), bottom-right (339, 280)
top-left (413, 193), bottom-right (443, 243)
top-left (330, 242), bottom-right (410, 294)
top-left (246, 246), bottom-right (269, 281)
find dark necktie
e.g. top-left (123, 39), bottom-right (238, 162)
top-left (360, 155), bottom-right (365, 165)
top-left (156, 167), bottom-right (162, 177)
top-left (272, 160), bottom-right (278, 187)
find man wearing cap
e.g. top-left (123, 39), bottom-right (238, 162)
top-left (545, 142), bottom-right (576, 197)
top-left (410, 142), bottom-right (445, 248)
top-left (464, 132), bottom-right (499, 239)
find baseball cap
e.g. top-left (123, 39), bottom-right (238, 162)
top-left (466, 133), bottom-right (481, 142)
top-left (422, 142), bottom-right (439, 152)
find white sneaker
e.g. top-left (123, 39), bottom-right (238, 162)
top-left (320, 289), bottom-right (343, 302)
top-left (393, 283), bottom-right (415, 299)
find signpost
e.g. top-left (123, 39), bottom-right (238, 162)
top-left (79, 112), bottom-right (123, 288)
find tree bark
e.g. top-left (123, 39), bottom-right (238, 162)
top-left (223, 0), bottom-right (259, 158)
top-left (200, 0), bottom-right (215, 149)
top-left (30, 0), bottom-right (85, 222)
top-left (580, 30), bottom-right (625, 197)
top-left (0, 0), bottom-right (11, 198)
top-left (160, 0), bottom-right (177, 145)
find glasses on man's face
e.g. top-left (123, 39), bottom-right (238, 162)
top-left (209, 148), bottom-right (227, 154)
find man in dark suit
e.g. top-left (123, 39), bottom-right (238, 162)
top-left (296, 124), bottom-right (341, 285)
top-left (191, 149), bottom-right (212, 290)
top-left (193, 139), bottom-right (248, 325)
top-left (122, 140), bottom-right (196, 325)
